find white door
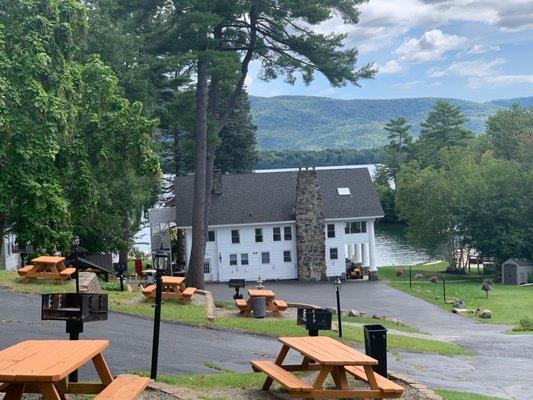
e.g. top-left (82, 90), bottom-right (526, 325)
top-left (203, 259), bottom-right (213, 282)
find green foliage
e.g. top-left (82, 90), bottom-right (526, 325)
top-left (434, 389), bottom-right (506, 400)
top-left (415, 100), bottom-right (473, 167)
top-left (513, 316), bottom-right (533, 332)
top-left (255, 148), bottom-right (385, 169)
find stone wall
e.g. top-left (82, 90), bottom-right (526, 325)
top-left (295, 167), bottom-right (327, 281)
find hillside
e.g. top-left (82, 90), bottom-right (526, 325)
top-left (250, 95), bottom-right (532, 150)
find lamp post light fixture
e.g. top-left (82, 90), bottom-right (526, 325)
top-left (334, 276), bottom-right (343, 338)
top-left (150, 245), bottom-right (168, 380)
top-left (72, 236), bottom-right (80, 293)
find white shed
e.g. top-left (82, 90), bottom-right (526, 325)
top-left (502, 258), bottom-right (533, 285)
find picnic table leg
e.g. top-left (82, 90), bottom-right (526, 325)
top-left (364, 365), bottom-right (383, 400)
top-left (3, 384), bottom-right (25, 400)
top-left (39, 383), bottom-right (62, 400)
top-left (261, 345), bottom-right (290, 390)
top-left (92, 353), bottom-right (114, 386)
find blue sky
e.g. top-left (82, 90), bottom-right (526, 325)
top-left (245, 0), bottom-right (533, 102)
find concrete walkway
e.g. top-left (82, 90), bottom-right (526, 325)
top-left (207, 280), bottom-right (533, 399)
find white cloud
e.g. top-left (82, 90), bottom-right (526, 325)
top-left (469, 74), bottom-right (533, 89)
top-left (379, 60), bottom-right (403, 74)
top-left (394, 30), bottom-right (467, 63)
top-left (428, 57), bottom-right (507, 78)
top-left (391, 80), bottom-right (424, 90)
top-left (466, 44), bottom-right (501, 54)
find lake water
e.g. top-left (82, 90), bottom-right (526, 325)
top-left (375, 222), bottom-right (433, 267)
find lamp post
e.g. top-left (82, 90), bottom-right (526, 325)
top-left (73, 236), bottom-right (80, 293)
top-left (334, 277), bottom-right (343, 338)
top-left (150, 245), bottom-right (168, 380)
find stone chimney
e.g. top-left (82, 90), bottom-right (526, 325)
top-left (295, 167), bottom-right (327, 281)
top-left (212, 169), bottom-right (223, 195)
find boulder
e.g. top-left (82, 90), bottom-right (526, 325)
top-left (348, 309), bottom-right (362, 317)
top-left (452, 299), bottom-right (465, 309)
top-left (79, 272), bottom-right (101, 294)
top-left (479, 309), bottom-right (492, 318)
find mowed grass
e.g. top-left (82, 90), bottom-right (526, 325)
top-left (435, 388), bottom-right (506, 400)
top-left (0, 270), bottom-right (470, 356)
top-left (135, 371), bottom-right (266, 389)
top-left (380, 263), bottom-right (533, 326)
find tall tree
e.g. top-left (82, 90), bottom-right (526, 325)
top-left (416, 100), bottom-right (473, 168)
top-left (383, 117), bottom-right (413, 180)
top-left (118, 0), bottom-right (376, 288)
top-left (0, 0), bottom-right (87, 253)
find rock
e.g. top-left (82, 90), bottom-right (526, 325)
top-left (452, 308), bottom-right (468, 314)
top-left (372, 314), bottom-right (383, 320)
top-left (368, 270), bottom-right (379, 281)
top-left (479, 309), bottom-right (492, 318)
top-left (79, 272), bottom-right (101, 294)
top-left (452, 299), bottom-right (465, 308)
top-left (348, 309), bottom-right (362, 317)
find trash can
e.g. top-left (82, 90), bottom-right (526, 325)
top-left (363, 324), bottom-right (388, 377)
top-left (251, 296), bottom-right (266, 319)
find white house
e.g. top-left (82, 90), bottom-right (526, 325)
top-left (0, 232), bottom-right (21, 271)
top-left (152, 166), bottom-right (384, 283)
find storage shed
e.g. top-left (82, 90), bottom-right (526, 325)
top-left (502, 258), bottom-right (533, 285)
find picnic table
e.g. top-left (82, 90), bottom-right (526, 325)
top-left (17, 256), bottom-right (76, 284)
top-left (140, 276), bottom-right (196, 303)
top-left (235, 289), bottom-right (288, 317)
top-left (0, 339), bottom-right (149, 400)
top-left (251, 336), bottom-right (404, 399)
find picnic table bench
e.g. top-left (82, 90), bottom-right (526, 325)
top-left (140, 276), bottom-right (196, 303)
top-left (0, 340), bottom-right (149, 400)
top-left (235, 289), bottom-right (288, 317)
top-left (17, 256), bottom-right (75, 284)
top-left (251, 336), bottom-right (404, 399)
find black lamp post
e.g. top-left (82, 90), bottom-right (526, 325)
top-left (73, 236), bottom-right (80, 293)
top-left (150, 245), bottom-right (168, 380)
top-left (334, 277), bottom-right (343, 338)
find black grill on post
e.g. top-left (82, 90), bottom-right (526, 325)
top-left (42, 293), bottom-right (108, 382)
top-left (297, 308), bottom-right (332, 336)
top-left (228, 279), bottom-right (246, 299)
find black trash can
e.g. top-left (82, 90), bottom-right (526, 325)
top-left (363, 324), bottom-right (387, 377)
top-left (251, 296), bottom-right (266, 318)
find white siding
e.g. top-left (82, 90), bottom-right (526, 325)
top-left (1, 234), bottom-right (21, 271)
top-left (324, 222), bottom-right (346, 277)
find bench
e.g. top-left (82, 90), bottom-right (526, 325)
top-left (17, 266), bottom-right (33, 276)
top-left (94, 375), bottom-right (150, 400)
top-left (140, 284), bottom-right (156, 298)
top-left (179, 287), bottom-right (196, 303)
top-left (345, 365), bottom-right (404, 398)
top-left (235, 298), bottom-right (251, 315)
top-left (60, 267), bottom-right (76, 277)
top-left (251, 360), bottom-right (313, 393)
top-left (273, 299), bottom-right (288, 311)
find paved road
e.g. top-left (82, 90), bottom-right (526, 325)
top-left (208, 280), bottom-right (533, 400)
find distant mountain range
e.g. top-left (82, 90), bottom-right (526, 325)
top-left (250, 95), bottom-right (533, 150)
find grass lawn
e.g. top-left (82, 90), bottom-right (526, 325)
top-left (435, 388), bottom-right (506, 400)
top-left (0, 270), bottom-right (470, 356)
top-left (137, 371), bottom-right (266, 389)
top-left (380, 263), bottom-right (533, 327)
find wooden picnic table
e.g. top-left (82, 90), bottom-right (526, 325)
top-left (0, 340), bottom-right (149, 400)
top-left (17, 256), bottom-right (75, 284)
top-left (251, 336), bottom-right (404, 399)
top-left (235, 289), bottom-right (288, 317)
top-left (140, 276), bottom-right (196, 303)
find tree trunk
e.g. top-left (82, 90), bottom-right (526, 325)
top-left (0, 213), bottom-right (6, 270)
top-left (187, 58), bottom-right (209, 290)
top-left (119, 214), bottom-right (130, 269)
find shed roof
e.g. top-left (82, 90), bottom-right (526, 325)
top-left (174, 168), bottom-right (384, 228)
top-left (503, 258), bottom-right (532, 267)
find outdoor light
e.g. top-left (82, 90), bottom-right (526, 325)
top-left (72, 236), bottom-right (80, 293)
top-left (151, 244), bottom-right (168, 380)
top-left (334, 276), bottom-right (343, 338)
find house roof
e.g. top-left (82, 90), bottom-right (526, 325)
top-left (174, 168), bottom-right (384, 228)
top-left (504, 258), bottom-right (532, 266)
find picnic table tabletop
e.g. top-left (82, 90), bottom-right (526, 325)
top-left (279, 336), bottom-right (378, 365)
top-left (161, 276), bottom-right (185, 285)
top-left (0, 340), bottom-right (109, 382)
top-left (248, 289), bottom-right (275, 298)
top-left (30, 256), bottom-right (65, 265)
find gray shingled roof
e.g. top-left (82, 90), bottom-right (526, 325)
top-left (174, 168), bottom-right (384, 227)
top-left (504, 258), bottom-right (532, 266)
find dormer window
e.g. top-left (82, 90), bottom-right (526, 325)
top-left (337, 187), bottom-right (351, 196)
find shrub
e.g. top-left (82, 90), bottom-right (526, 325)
top-left (428, 275), bottom-right (438, 283)
top-left (513, 317), bottom-right (533, 332)
top-left (395, 268), bottom-right (404, 277)
top-left (414, 273), bottom-right (423, 280)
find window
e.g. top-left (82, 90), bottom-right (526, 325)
top-left (231, 229), bottom-right (240, 244)
top-left (261, 252), bottom-right (270, 264)
top-left (283, 250), bottom-right (292, 262)
top-left (273, 227), bottom-right (281, 241)
top-left (255, 228), bottom-right (263, 242)
top-left (284, 226), bottom-right (292, 241)
top-left (327, 224), bottom-right (335, 238)
top-left (203, 260), bottom-right (211, 274)
top-left (241, 253), bottom-right (249, 265)
top-left (337, 187), bottom-right (351, 196)
top-left (329, 248), bottom-right (338, 260)
top-left (345, 221), bottom-right (367, 234)
top-left (229, 254), bottom-right (238, 266)
top-left (207, 231), bottom-right (215, 242)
